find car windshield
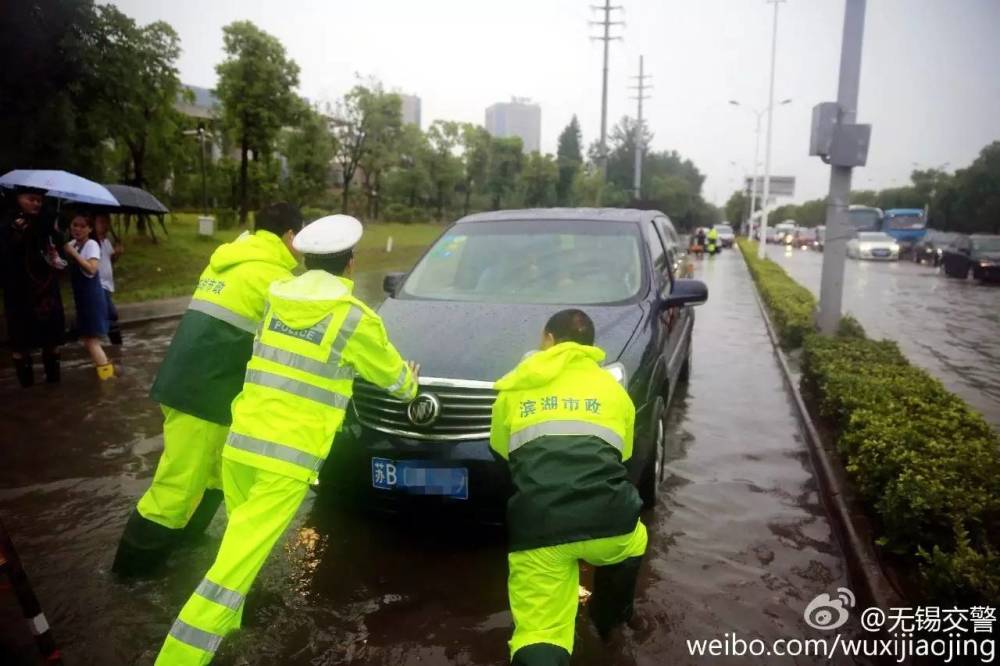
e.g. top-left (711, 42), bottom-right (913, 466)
top-left (858, 232), bottom-right (892, 242)
top-left (401, 220), bottom-right (645, 305)
top-left (716, 225), bottom-right (733, 234)
top-left (848, 209), bottom-right (881, 231)
top-left (972, 237), bottom-right (1000, 252)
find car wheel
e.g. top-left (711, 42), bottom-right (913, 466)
top-left (638, 397), bottom-right (666, 509)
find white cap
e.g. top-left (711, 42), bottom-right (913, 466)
top-left (293, 214), bottom-right (363, 255)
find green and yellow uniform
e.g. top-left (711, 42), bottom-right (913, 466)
top-left (156, 269), bottom-right (416, 665)
top-left (490, 343), bottom-right (646, 665)
top-left (707, 226), bottom-right (719, 254)
top-left (114, 230), bottom-right (297, 573)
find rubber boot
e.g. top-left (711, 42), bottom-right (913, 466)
top-left (181, 488), bottom-right (224, 541)
top-left (589, 556), bottom-right (643, 640)
top-left (512, 643), bottom-right (571, 666)
top-left (42, 351), bottom-right (60, 384)
top-left (14, 355), bottom-right (33, 388)
top-left (96, 363), bottom-right (115, 381)
top-left (112, 509), bottom-right (183, 577)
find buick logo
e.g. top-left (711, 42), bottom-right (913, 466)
top-left (407, 392), bottom-right (441, 426)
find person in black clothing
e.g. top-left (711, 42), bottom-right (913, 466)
top-left (0, 187), bottom-right (66, 387)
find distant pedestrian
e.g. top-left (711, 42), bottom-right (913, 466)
top-left (63, 211), bottom-right (114, 380)
top-left (94, 212), bottom-right (123, 345)
top-left (0, 187), bottom-right (66, 387)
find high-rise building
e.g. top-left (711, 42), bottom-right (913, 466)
top-left (399, 94), bottom-right (422, 129)
top-left (485, 98), bottom-right (541, 153)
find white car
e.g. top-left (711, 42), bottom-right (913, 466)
top-left (715, 223), bottom-right (735, 247)
top-left (846, 232), bottom-right (900, 261)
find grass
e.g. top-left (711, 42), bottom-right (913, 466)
top-left (110, 214), bottom-right (445, 304)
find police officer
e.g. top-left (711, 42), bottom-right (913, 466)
top-left (490, 309), bottom-right (646, 666)
top-left (113, 203), bottom-right (303, 576)
top-left (155, 214), bottom-right (418, 665)
top-left (706, 223), bottom-right (720, 255)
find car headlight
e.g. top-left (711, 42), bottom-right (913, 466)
top-left (604, 362), bottom-right (627, 387)
top-left (859, 243), bottom-right (872, 252)
top-left (936, 248), bottom-right (943, 256)
top-left (891, 244), bottom-right (900, 253)
top-left (981, 260), bottom-right (994, 268)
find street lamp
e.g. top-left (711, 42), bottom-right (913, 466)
top-left (729, 98), bottom-right (791, 239)
top-left (758, 0), bottom-right (786, 260)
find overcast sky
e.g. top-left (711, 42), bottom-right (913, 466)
top-left (109, 0), bottom-right (1000, 207)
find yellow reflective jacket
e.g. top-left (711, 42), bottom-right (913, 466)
top-left (151, 230), bottom-right (298, 424)
top-left (223, 270), bottom-right (417, 483)
top-left (490, 342), bottom-right (640, 551)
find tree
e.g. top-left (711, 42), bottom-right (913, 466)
top-left (459, 124), bottom-right (492, 215)
top-left (280, 103), bottom-right (336, 206)
top-left (604, 116), bottom-right (653, 191)
top-left (383, 123), bottom-right (431, 210)
top-left (88, 6), bottom-right (183, 191)
top-left (952, 141), bottom-right (1000, 234)
top-left (556, 116), bottom-right (583, 205)
top-left (332, 81), bottom-right (400, 216)
top-left (425, 121), bottom-right (462, 219)
top-left (522, 152), bottom-right (559, 207)
top-left (216, 21), bottom-right (301, 224)
top-left (486, 137), bottom-right (524, 209)
top-left (725, 190), bottom-right (750, 226)
top-left (0, 0), bottom-right (107, 177)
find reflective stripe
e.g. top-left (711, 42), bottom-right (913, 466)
top-left (508, 420), bottom-right (624, 454)
top-left (28, 613), bottom-right (49, 636)
top-left (168, 619), bottom-right (223, 654)
top-left (245, 369), bottom-right (350, 408)
top-left (385, 366), bottom-right (412, 397)
top-left (195, 578), bottom-right (244, 611)
top-left (227, 432), bottom-right (324, 472)
top-left (188, 298), bottom-right (257, 334)
top-left (253, 342), bottom-right (354, 380)
top-left (329, 307), bottom-right (362, 359)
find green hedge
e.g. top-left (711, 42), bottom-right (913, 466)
top-left (737, 239), bottom-right (816, 348)
top-left (737, 238), bottom-right (1000, 603)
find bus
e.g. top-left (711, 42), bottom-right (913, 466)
top-left (847, 205), bottom-right (883, 232)
top-left (881, 208), bottom-right (928, 255)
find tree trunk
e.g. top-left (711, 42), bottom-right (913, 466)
top-left (463, 181), bottom-right (472, 216)
top-left (239, 135), bottom-right (250, 226)
top-left (373, 172), bottom-right (382, 221)
top-left (341, 175), bottom-right (352, 213)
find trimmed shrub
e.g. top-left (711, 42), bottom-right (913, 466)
top-left (738, 238), bottom-right (1000, 603)
top-left (737, 239), bottom-right (816, 347)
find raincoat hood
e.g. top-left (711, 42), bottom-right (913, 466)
top-left (209, 230), bottom-right (297, 273)
top-left (495, 342), bottom-right (606, 392)
top-left (268, 270), bottom-right (355, 329)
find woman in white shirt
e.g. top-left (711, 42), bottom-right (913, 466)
top-left (94, 213), bottom-right (123, 345)
top-left (63, 212), bottom-right (114, 380)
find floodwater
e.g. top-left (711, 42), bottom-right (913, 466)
top-left (768, 247), bottom-right (1000, 430)
top-left (1, 254), bottom-right (862, 665)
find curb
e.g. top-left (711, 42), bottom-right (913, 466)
top-left (737, 246), bottom-right (907, 614)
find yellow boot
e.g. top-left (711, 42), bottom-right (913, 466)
top-left (96, 363), bottom-right (115, 380)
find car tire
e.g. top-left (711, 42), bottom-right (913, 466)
top-left (638, 396), bottom-right (666, 509)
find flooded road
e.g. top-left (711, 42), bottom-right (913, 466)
top-left (1, 254), bottom-right (860, 664)
top-left (767, 247), bottom-right (1000, 429)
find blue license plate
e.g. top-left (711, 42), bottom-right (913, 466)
top-left (371, 457), bottom-right (469, 500)
top-left (872, 249), bottom-right (889, 256)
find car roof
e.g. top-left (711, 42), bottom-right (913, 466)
top-left (455, 207), bottom-right (661, 225)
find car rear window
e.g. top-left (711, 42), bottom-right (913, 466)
top-left (401, 220), bottom-right (645, 305)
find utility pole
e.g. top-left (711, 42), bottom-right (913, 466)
top-left (815, 0), bottom-right (870, 335)
top-left (758, 0), bottom-right (785, 259)
top-left (590, 0), bottom-right (624, 180)
top-left (629, 55), bottom-right (652, 200)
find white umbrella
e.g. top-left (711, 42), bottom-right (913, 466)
top-left (0, 170), bottom-right (120, 207)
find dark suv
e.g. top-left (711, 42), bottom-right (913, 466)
top-left (321, 208), bottom-right (708, 520)
top-left (941, 234), bottom-right (1000, 281)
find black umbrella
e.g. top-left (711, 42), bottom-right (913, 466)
top-left (103, 184), bottom-right (169, 214)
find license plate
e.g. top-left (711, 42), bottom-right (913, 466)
top-left (872, 249), bottom-right (889, 256)
top-left (371, 457), bottom-right (469, 500)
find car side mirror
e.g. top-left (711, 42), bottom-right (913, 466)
top-left (661, 278), bottom-right (708, 309)
top-left (383, 272), bottom-right (405, 296)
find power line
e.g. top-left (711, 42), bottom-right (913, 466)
top-left (628, 54), bottom-right (652, 199)
top-left (590, 0), bottom-right (624, 181)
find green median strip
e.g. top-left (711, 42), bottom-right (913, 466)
top-left (737, 238), bottom-right (1000, 604)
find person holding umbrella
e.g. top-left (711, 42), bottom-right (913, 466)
top-left (0, 186), bottom-right (66, 387)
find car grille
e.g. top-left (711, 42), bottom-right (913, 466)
top-left (352, 377), bottom-right (497, 441)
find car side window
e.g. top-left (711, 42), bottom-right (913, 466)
top-left (653, 217), bottom-right (680, 276)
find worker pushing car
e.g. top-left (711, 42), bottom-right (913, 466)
top-left (490, 309), bottom-right (646, 666)
top-left (113, 203), bottom-right (303, 576)
top-left (155, 214), bottom-right (418, 665)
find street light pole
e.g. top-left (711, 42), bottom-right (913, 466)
top-left (590, 0), bottom-right (624, 181)
top-left (759, 0), bottom-right (785, 260)
top-left (750, 111), bottom-right (763, 235)
top-left (198, 126), bottom-right (208, 215)
top-left (816, 0), bottom-right (868, 335)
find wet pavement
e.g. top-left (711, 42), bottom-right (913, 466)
top-left (766, 247), bottom-right (1000, 429)
top-left (1, 254), bottom-right (861, 665)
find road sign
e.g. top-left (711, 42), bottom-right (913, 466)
top-left (745, 175), bottom-right (795, 198)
